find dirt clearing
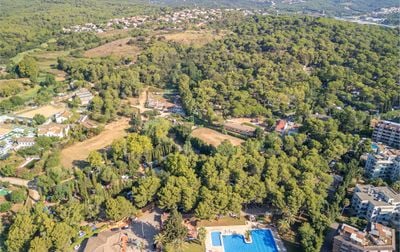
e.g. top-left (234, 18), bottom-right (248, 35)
top-left (15, 104), bottom-right (66, 119)
top-left (160, 30), bottom-right (224, 47)
top-left (61, 118), bottom-right (130, 168)
top-left (191, 127), bottom-right (244, 147)
top-left (84, 37), bottom-right (141, 59)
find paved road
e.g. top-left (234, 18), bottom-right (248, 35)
top-left (0, 176), bottom-right (40, 202)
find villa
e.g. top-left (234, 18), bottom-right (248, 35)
top-left (14, 137), bottom-right (35, 150)
top-left (37, 123), bottom-right (70, 138)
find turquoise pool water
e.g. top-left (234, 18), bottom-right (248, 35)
top-left (222, 229), bottom-right (278, 252)
top-left (211, 231), bottom-right (222, 246)
top-left (0, 188), bottom-right (10, 196)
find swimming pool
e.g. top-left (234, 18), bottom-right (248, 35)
top-left (211, 231), bottom-right (222, 246)
top-left (222, 229), bottom-right (278, 252)
top-left (0, 188), bottom-right (10, 196)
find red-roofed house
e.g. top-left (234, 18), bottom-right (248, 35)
top-left (275, 119), bottom-right (287, 133)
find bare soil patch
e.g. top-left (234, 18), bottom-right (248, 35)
top-left (160, 30), bottom-right (224, 47)
top-left (61, 118), bottom-right (130, 168)
top-left (15, 104), bottom-right (66, 119)
top-left (191, 127), bottom-right (244, 147)
top-left (84, 37), bottom-right (141, 59)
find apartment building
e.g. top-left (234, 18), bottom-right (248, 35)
top-left (332, 223), bottom-right (396, 252)
top-left (352, 184), bottom-right (400, 229)
top-left (365, 144), bottom-right (400, 181)
top-left (372, 120), bottom-right (400, 149)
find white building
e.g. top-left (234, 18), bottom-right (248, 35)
top-left (55, 110), bottom-right (73, 124)
top-left (352, 184), bottom-right (400, 229)
top-left (74, 88), bottom-right (94, 106)
top-left (37, 123), bottom-right (70, 138)
top-left (372, 120), bottom-right (400, 149)
top-left (365, 144), bottom-right (400, 181)
top-left (14, 137), bottom-right (35, 150)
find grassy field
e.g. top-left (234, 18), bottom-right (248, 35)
top-left (84, 37), bottom-right (141, 59)
top-left (61, 117), bottom-right (130, 168)
top-left (30, 50), bottom-right (69, 81)
top-left (160, 30), bottom-right (225, 47)
top-left (191, 127), bottom-right (244, 147)
top-left (182, 241), bottom-right (204, 252)
top-left (0, 78), bottom-right (39, 102)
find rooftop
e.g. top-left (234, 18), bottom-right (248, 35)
top-left (38, 123), bottom-right (68, 135)
top-left (375, 120), bottom-right (400, 130)
top-left (354, 184), bottom-right (400, 206)
top-left (84, 230), bottom-right (125, 252)
top-left (335, 223), bottom-right (395, 249)
top-left (275, 119), bottom-right (287, 132)
top-left (15, 137), bottom-right (35, 144)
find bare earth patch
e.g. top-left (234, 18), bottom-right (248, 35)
top-left (191, 127), bottom-right (244, 147)
top-left (84, 37), bottom-right (141, 59)
top-left (61, 117), bottom-right (130, 168)
top-left (160, 30), bottom-right (224, 47)
top-left (15, 104), bottom-right (66, 119)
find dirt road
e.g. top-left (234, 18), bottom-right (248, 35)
top-left (61, 118), bottom-right (130, 168)
top-left (0, 176), bottom-right (40, 202)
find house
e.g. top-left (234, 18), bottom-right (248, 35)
top-left (223, 122), bottom-right (256, 137)
top-left (78, 115), bottom-right (98, 129)
top-left (372, 120), bottom-right (400, 149)
top-left (14, 137), bottom-right (35, 150)
top-left (275, 119), bottom-right (287, 133)
top-left (74, 88), bottom-right (94, 106)
top-left (55, 110), bottom-right (72, 123)
top-left (365, 144), bottom-right (400, 181)
top-left (37, 123), bottom-right (70, 138)
top-left (351, 184), bottom-right (400, 229)
top-left (83, 230), bottom-right (128, 252)
top-left (332, 223), bottom-right (396, 252)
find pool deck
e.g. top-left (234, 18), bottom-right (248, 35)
top-left (204, 222), bottom-right (287, 252)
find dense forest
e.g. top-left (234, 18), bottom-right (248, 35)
top-left (58, 15), bottom-right (400, 125)
top-left (0, 0), bottom-right (158, 61)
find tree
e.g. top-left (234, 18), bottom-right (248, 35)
top-left (105, 196), bottom-right (136, 222)
top-left (29, 237), bottom-right (50, 252)
top-left (0, 202), bottom-right (12, 212)
top-left (8, 188), bottom-right (27, 203)
top-left (132, 175), bottom-right (161, 208)
top-left (50, 222), bottom-right (75, 250)
top-left (143, 118), bottom-right (171, 145)
top-left (392, 181), bottom-right (400, 193)
top-left (6, 211), bottom-right (37, 251)
top-left (160, 209), bottom-right (188, 249)
top-left (16, 56), bottom-right (39, 81)
top-left (87, 151), bottom-right (103, 168)
top-left (341, 198), bottom-right (350, 215)
top-left (197, 227), bottom-right (206, 245)
top-left (56, 201), bottom-right (84, 227)
top-left (126, 133), bottom-right (153, 160)
top-left (33, 114), bottom-right (46, 125)
top-left (153, 233), bottom-right (165, 250)
top-left (298, 223), bottom-right (323, 252)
